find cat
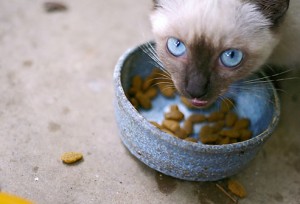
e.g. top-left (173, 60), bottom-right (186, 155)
top-left (148, 0), bottom-right (300, 107)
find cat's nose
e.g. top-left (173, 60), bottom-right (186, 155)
top-left (185, 79), bottom-right (209, 99)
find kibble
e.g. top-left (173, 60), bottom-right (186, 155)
top-left (187, 114), bottom-right (206, 123)
top-left (184, 137), bottom-right (198, 143)
top-left (135, 91), bottom-right (152, 109)
top-left (180, 97), bottom-right (195, 109)
top-left (162, 119), bottom-right (181, 133)
top-left (158, 82), bottom-right (176, 98)
top-left (174, 128), bottom-right (188, 139)
top-left (207, 111), bottom-right (225, 122)
top-left (161, 128), bottom-right (176, 136)
top-left (61, 152), bottom-right (83, 164)
top-left (239, 129), bottom-right (252, 141)
top-left (199, 125), bottom-right (214, 138)
top-left (234, 118), bottom-right (250, 130)
top-left (183, 120), bottom-right (193, 135)
top-left (219, 129), bottom-right (240, 138)
top-left (200, 134), bottom-right (219, 144)
top-left (142, 75), bottom-right (154, 91)
top-left (220, 99), bottom-right (235, 113)
top-left (227, 179), bottom-right (247, 198)
top-left (157, 101), bottom-right (253, 144)
top-left (225, 112), bottom-right (238, 127)
top-left (150, 121), bottom-right (161, 129)
top-left (129, 97), bottom-right (139, 109)
top-left (211, 121), bottom-right (225, 132)
top-left (132, 75), bottom-right (142, 89)
top-left (127, 68), bottom-right (176, 110)
top-left (216, 136), bottom-right (231, 145)
top-left (164, 105), bottom-right (184, 121)
top-left (128, 69), bottom-right (253, 145)
top-left (144, 87), bottom-right (158, 99)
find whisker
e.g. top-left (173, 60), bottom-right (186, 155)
top-left (264, 64), bottom-right (277, 73)
top-left (143, 42), bottom-right (171, 75)
top-left (230, 85), bottom-right (288, 94)
top-left (141, 44), bottom-right (164, 68)
top-left (218, 95), bottom-right (237, 112)
top-left (145, 43), bottom-right (165, 68)
top-left (154, 72), bottom-right (172, 79)
top-left (244, 69), bottom-right (294, 83)
top-left (242, 77), bottom-right (299, 86)
top-left (160, 85), bottom-right (176, 92)
top-left (226, 88), bottom-right (275, 106)
top-left (270, 77), bottom-right (300, 82)
top-left (148, 61), bottom-right (162, 69)
top-left (153, 81), bottom-right (175, 87)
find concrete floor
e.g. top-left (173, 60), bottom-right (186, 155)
top-left (0, 0), bottom-right (299, 203)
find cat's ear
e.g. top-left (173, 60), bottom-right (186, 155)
top-left (254, 0), bottom-right (290, 27)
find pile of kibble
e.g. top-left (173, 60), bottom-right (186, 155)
top-left (126, 68), bottom-right (176, 109)
top-left (126, 68), bottom-right (252, 145)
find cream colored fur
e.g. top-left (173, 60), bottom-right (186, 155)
top-left (151, 0), bottom-right (300, 69)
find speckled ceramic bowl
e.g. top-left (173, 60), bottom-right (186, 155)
top-left (113, 42), bottom-right (280, 181)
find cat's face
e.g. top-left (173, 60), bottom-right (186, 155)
top-left (150, 0), bottom-right (289, 107)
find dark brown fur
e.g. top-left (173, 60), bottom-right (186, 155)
top-left (246, 0), bottom-right (289, 27)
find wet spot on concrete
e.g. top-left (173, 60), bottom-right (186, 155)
top-left (291, 94), bottom-right (298, 103)
top-left (44, 2), bottom-right (68, 13)
top-left (272, 192), bottom-right (284, 202)
top-left (7, 72), bottom-right (16, 87)
top-left (293, 159), bottom-right (300, 174)
top-left (155, 172), bottom-right (178, 195)
top-left (62, 107), bottom-right (70, 115)
top-left (23, 60), bottom-right (33, 67)
top-left (6, 99), bottom-right (17, 107)
top-left (196, 181), bottom-right (232, 204)
top-left (33, 166), bottom-right (39, 173)
top-left (288, 145), bottom-right (300, 157)
top-left (48, 122), bottom-right (61, 132)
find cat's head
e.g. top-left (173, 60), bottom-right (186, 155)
top-left (150, 0), bottom-right (289, 107)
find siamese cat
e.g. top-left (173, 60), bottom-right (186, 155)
top-left (149, 0), bottom-right (300, 107)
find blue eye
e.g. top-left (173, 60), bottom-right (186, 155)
top-left (220, 49), bottom-right (244, 68)
top-left (167, 37), bottom-right (186, 57)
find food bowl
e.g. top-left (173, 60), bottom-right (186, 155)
top-left (113, 42), bottom-right (280, 181)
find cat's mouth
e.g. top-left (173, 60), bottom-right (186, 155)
top-left (190, 98), bottom-right (209, 107)
top-left (182, 92), bottom-right (223, 108)
top-left (178, 89), bottom-right (216, 108)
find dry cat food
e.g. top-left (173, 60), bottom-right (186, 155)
top-left (126, 68), bottom-right (176, 110)
top-left (149, 100), bottom-right (252, 145)
top-left (164, 105), bottom-right (184, 121)
top-left (227, 179), bottom-right (247, 198)
top-left (61, 152), bottom-right (83, 164)
top-left (150, 105), bottom-right (193, 141)
top-left (198, 100), bottom-right (252, 145)
top-left (127, 68), bottom-right (252, 144)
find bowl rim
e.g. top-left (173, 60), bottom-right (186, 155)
top-left (114, 42), bottom-right (281, 154)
